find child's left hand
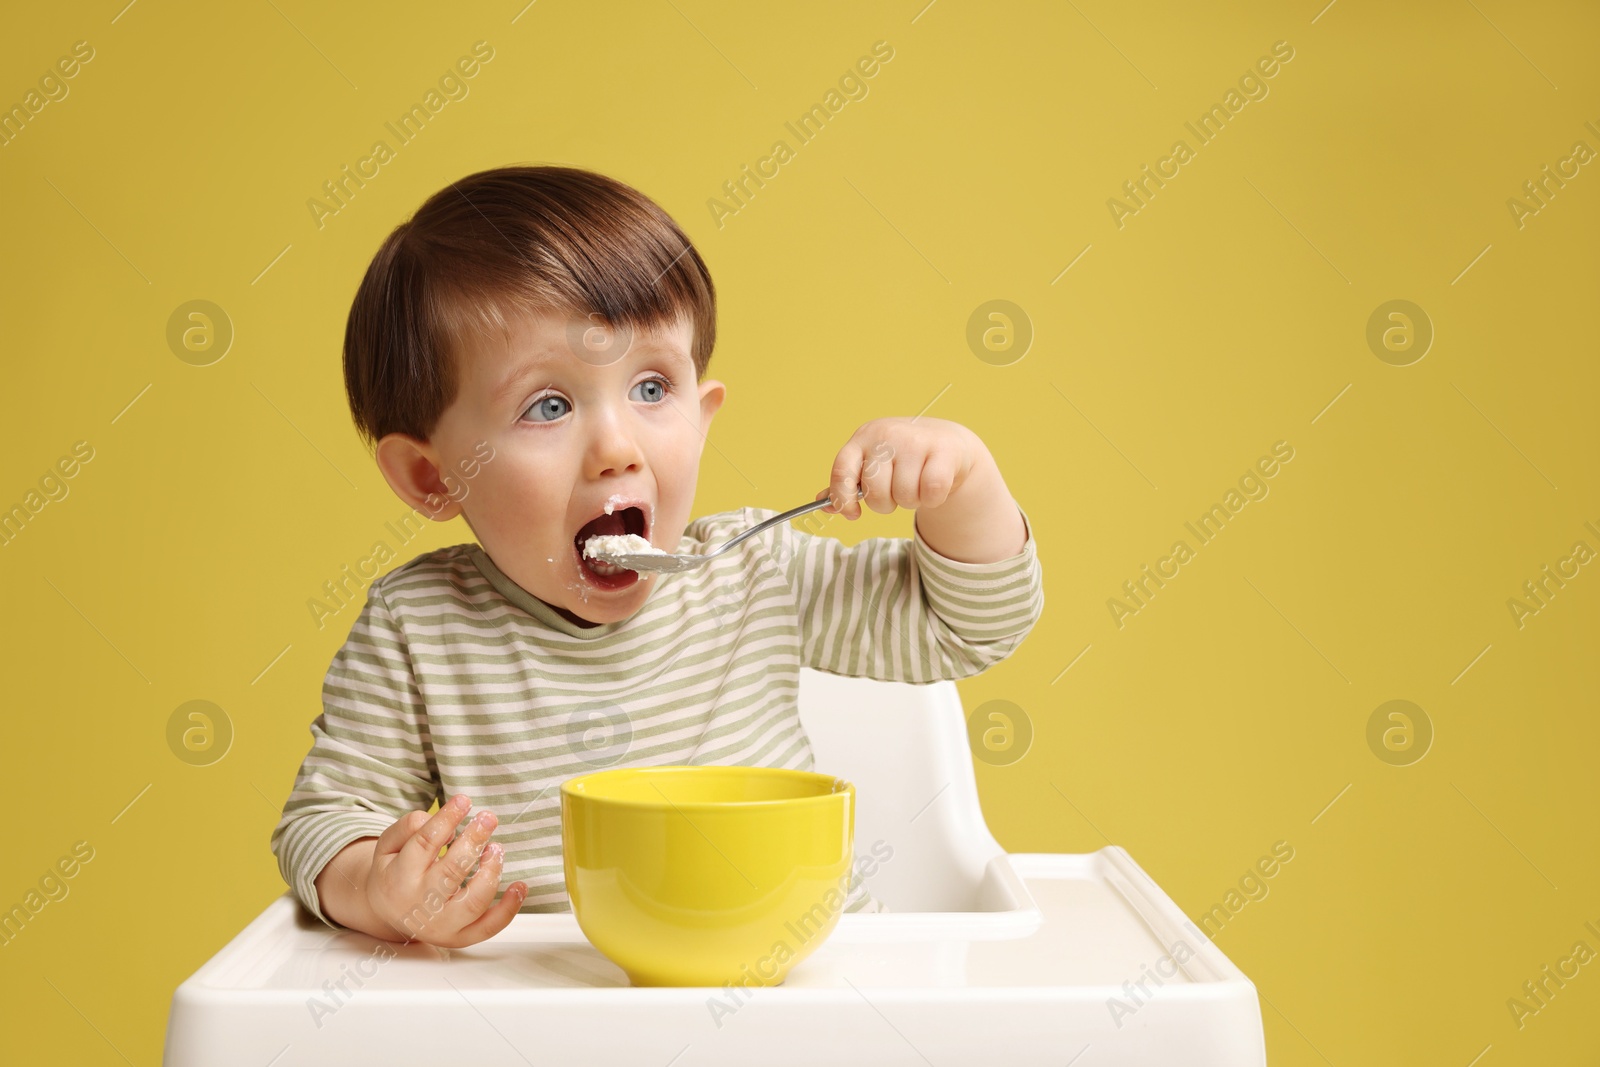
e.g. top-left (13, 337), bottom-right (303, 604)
top-left (815, 416), bottom-right (987, 520)
top-left (815, 416), bottom-right (1029, 564)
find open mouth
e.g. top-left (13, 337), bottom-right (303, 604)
top-left (573, 505), bottom-right (649, 588)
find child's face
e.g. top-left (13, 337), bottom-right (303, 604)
top-left (394, 309), bottom-right (724, 628)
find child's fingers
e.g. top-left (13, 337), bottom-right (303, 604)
top-left (374, 809), bottom-right (432, 858)
top-left (437, 841), bottom-right (509, 931)
top-left (827, 441), bottom-right (864, 518)
top-left (448, 876), bottom-right (529, 948)
top-left (859, 443), bottom-right (895, 515)
top-left (428, 808), bottom-right (498, 899)
top-left (889, 447), bottom-right (925, 510)
top-left (917, 451), bottom-right (959, 509)
top-left (396, 794), bottom-right (471, 876)
top-left (386, 854), bottom-right (523, 948)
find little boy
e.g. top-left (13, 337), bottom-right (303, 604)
top-left (270, 165), bottom-right (1044, 948)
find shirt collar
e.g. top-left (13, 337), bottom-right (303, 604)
top-left (466, 544), bottom-right (631, 640)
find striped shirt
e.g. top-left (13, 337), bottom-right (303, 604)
top-left (271, 503), bottom-right (1043, 927)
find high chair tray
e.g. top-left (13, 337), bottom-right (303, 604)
top-left (164, 846), bottom-right (1265, 1066)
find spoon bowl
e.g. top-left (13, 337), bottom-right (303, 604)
top-left (590, 487), bottom-right (864, 573)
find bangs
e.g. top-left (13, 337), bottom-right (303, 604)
top-left (343, 165), bottom-right (716, 446)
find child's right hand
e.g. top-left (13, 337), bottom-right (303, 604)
top-left (365, 793), bottom-right (527, 947)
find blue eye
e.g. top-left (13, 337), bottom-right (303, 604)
top-left (632, 377), bottom-right (670, 403)
top-left (524, 394), bottom-right (570, 422)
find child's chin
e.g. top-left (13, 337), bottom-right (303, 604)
top-left (572, 579), bottom-right (652, 620)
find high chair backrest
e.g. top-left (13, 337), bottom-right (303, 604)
top-left (795, 667), bottom-right (1007, 912)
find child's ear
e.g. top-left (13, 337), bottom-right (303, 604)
top-left (698, 379), bottom-right (726, 431)
top-left (374, 432), bottom-right (463, 521)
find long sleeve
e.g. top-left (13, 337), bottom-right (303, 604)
top-left (269, 582), bottom-right (438, 928)
top-left (756, 502), bottom-right (1044, 683)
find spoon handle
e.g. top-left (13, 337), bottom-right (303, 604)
top-left (714, 487), bottom-right (866, 556)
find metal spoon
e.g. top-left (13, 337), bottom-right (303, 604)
top-left (588, 487), bottom-right (866, 574)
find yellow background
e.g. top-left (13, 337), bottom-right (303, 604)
top-left (2, 0), bottom-right (1596, 1062)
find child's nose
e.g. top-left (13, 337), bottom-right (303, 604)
top-left (585, 409), bottom-right (646, 476)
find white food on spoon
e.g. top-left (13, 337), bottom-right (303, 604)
top-left (583, 532), bottom-right (663, 560)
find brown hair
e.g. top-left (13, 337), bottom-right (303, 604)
top-left (342, 164), bottom-right (716, 447)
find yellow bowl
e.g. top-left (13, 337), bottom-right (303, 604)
top-left (561, 765), bottom-right (856, 987)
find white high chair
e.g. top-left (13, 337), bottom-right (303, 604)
top-left (166, 668), bottom-right (1267, 1065)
